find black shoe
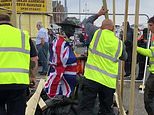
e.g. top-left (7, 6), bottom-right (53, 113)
top-left (124, 74), bottom-right (131, 80)
top-left (124, 74), bottom-right (130, 77)
top-left (136, 77), bottom-right (143, 80)
top-left (40, 72), bottom-right (47, 75)
top-left (38, 71), bottom-right (44, 73)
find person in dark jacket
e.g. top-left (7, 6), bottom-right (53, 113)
top-left (123, 22), bottom-right (134, 77)
top-left (136, 28), bottom-right (148, 80)
top-left (137, 16), bottom-right (154, 115)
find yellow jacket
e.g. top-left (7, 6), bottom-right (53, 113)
top-left (0, 24), bottom-right (30, 85)
top-left (84, 29), bottom-right (123, 89)
top-left (137, 46), bottom-right (154, 73)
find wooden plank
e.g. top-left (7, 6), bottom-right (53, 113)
top-left (25, 79), bottom-right (45, 115)
top-left (112, 0), bottom-right (115, 27)
top-left (129, 0), bottom-right (140, 115)
top-left (11, 0), bottom-right (17, 27)
top-left (102, 0), bottom-right (109, 19)
top-left (38, 97), bottom-right (48, 111)
top-left (114, 92), bottom-right (127, 115)
top-left (120, 0), bottom-right (129, 100)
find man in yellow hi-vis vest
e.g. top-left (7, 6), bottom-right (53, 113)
top-left (137, 16), bottom-right (154, 115)
top-left (0, 13), bottom-right (38, 115)
top-left (78, 7), bottom-right (127, 115)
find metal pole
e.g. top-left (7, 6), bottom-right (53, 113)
top-left (139, 32), bottom-right (151, 93)
top-left (79, 0), bottom-right (81, 21)
top-left (0, 7), bottom-right (12, 12)
top-left (29, 15), bottom-right (32, 37)
top-left (19, 13), bottom-right (22, 29)
top-left (64, 0), bottom-right (68, 18)
top-left (11, 0), bottom-right (17, 27)
top-left (17, 11), bottom-right (149, 19)
top-left (129, 0), bottom-right (140, 115)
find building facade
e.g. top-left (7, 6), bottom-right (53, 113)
top-left (0, 0), bottom-right (53, 38)
top-left (52, 1), bottom-right (65, 23)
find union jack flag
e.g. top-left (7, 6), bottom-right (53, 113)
top-left (45, 35), bottom-right (77, 98)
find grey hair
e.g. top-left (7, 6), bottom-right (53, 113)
top-left (36, 21), bottom-right (43, 28)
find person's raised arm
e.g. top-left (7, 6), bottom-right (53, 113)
top-left (83, 6), bottom-right (108, 44)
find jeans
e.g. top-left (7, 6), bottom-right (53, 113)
top-left (37, 42), bottom-right (49, 72)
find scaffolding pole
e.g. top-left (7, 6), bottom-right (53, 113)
top-left (129, 0), bottom-right (140, 115)
top-left (102, 0), bottom-right (109, 19)
top-left (112, 0), bottom-right (116, 35)
top-left (120, 0), bottom-right (129, 101)
top-left (11, 0), bottom-right (17, 27)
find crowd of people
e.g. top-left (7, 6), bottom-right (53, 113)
top-left (0, 5), bottom-right (154, 115)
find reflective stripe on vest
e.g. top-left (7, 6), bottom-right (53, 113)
top-left (0, 31), bottom-right (29, 54)
top-left (149, 47), bottom-right (154, 66)
top-left (86, 30), bottom-right (122, 78)
top-left (0, 68), bottom-right (29, 73)
top-left (85, 63), bottom-right (118, 78)
top-left (89, 30), bottom-right (121, 62)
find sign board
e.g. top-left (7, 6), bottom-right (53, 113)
top-left (0, 0), bottom-right (47, 13)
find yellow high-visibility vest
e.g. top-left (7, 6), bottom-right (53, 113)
top-left (0, 24), bottom-right (30, 85)
top-left (84, 29), bottom-right (123, 89)
top-left (147, 45), bottom-right (154, 73)
top-left (137, 43), bottom-right (154, 73)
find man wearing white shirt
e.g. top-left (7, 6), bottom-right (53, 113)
top-left (36, 21), bottom-right (49, 75)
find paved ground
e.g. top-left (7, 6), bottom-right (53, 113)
top-left (34, 70), bottom-right (148, 115)
top-left (34, 45), bottom-right (148, 115)
top-left (122, 81), bottom-right (147, 115)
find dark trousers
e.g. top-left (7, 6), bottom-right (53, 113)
top-left (144, 73), bottom-right (154, 115)
top-left (78, 78), bottom-right (115, 115)
top-left (137, 54), bottom-right (146, 79)
top-left (37, 42), bottom-right (49, 73)
top-left (124, 49), bottom-right (132, 76)
top-left (0, 89), bottom-right (27, 115)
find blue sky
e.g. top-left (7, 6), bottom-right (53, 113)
top-left (60, 0), bottom-right (153, 26)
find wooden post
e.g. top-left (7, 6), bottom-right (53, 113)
top-left (102, 0), bottom-right (109, 19)
top-left (111, 1), bottom-right (127, 114)
top-left (11, 0), bottom-right (17, 27)
top-left (120, 0), bottom-right (129, 100)
top-left (114, 92), bottom-right (127, 115)
top-left (112, 0), bottom-right (115, 27)
top-left (129, 0), bottom-right (140, 114)
top-left (29, 15), bottom-right (32, 37)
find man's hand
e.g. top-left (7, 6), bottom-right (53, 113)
top-left (29, 56), bottom-right (38, 88)
top-left (41, 38), bottom-right (45, 46)
top-left (29, 77), bottom-right (36, 88)
top-left (97, 6), bottom-right (108, 16)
